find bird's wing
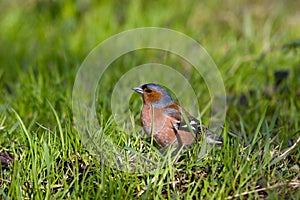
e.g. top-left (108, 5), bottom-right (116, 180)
top-left (164, 105), bottom-right (223, 144)
top-left (163, 105), bottom-right (200, 133)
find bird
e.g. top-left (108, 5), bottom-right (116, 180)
top-left (132, 83), bottom-right (223, 149)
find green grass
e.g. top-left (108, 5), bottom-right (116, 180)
top-left (1, 0), bottom-right (300, 199)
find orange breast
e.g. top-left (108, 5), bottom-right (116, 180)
top-left (141, 105), bottom-right (194, 147)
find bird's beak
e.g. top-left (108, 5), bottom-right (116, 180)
top-left (132, 86), bottom-right (144, 94)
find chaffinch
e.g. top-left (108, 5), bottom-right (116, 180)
top-left (132, 83), bottom-right (223, 149)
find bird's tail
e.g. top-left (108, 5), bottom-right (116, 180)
top-left (203, 128), bottom-right (223, 145)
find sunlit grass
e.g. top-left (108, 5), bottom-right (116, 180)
top-left (0, 0), bottom-right (300, 199)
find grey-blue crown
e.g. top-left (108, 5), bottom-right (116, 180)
top-left (142, 83), bottom-right (174, 107)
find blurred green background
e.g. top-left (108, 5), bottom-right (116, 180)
top-left (1, 0), bottom-right (299, 136)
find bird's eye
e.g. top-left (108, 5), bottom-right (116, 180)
top-left (145, 89), bottom-right (152, 93)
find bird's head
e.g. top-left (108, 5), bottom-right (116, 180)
top-left (132, 83), bottom-right (174, 108)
